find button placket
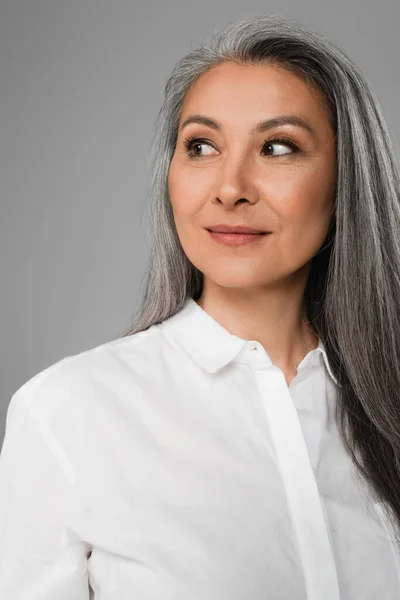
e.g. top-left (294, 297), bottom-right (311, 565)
top-left (250, 366), bottom-right (341, 599)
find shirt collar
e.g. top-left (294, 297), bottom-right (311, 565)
top-left (160, 296), bottom-right (340, 386)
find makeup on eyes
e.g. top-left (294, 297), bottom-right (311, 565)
top-left (182, 134), bottom-right (301, 159)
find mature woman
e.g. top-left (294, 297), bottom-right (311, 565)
top-left (1, 13), bottom-right (400, 600)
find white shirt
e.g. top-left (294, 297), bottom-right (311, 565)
top-left (1, 296), bottom-right (399, 599)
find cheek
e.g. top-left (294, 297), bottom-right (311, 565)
top-left (266, 164), bottom-right (335, 222)
top-left (168, 166), bottom-right (208, 223)
top-left (267, 168), bottom-right (335, 260)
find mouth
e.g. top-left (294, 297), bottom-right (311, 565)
top-left (205, 229), bottom-right (270, 246)
top-left (206, 228), bottom-right (269, 234)
top-left (206, 229), bottom-right (266, 234)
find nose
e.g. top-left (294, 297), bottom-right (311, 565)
top-left (213, 155), bottom-right (259, 206)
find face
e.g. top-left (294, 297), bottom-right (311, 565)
top-left (167, 62), bottom-right (337, 296)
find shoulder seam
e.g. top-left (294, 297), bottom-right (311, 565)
top-left (14, 326), bottom-right (161, 399)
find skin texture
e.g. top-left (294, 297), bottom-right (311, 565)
top-left (168, 61), bottom-right (337, 386)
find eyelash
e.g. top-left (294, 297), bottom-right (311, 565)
top-left (182, 135), bottom-right (300, 159)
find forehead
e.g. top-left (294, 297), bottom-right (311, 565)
top-left (180, 62), bottom-right (333, 136)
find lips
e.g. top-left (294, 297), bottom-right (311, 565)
top-left (206, 226), bottom-right (268, 234)
top-left (207, 230), bottom-right (264, 234)
top-left (206, 229), bottom-right (270, 246)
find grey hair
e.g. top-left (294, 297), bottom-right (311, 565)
top-left (118, 14), bottom-right (400, 538)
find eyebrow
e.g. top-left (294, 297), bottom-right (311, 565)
top-left (179, 114), bottom-right (317, 141)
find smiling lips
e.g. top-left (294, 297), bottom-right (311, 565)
top-left (206, 224), bottom-right (270, 234)
top-left (206, 228), bottom-right (270, 246)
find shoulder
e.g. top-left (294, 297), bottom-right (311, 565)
top-left (6, 324), bottom-right (166, 436)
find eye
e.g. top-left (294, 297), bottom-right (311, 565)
top-left (262, 137), bottom-right (300, 156)
top-left (183, 136), bottom-right (215, 158)
top-left (183, 135), bottom-right (300, 159)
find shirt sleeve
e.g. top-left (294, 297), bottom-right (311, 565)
top-left (0, 389), bottom-right (91, 599)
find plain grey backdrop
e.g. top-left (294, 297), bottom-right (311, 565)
top-left (1, 1), bottom-right (399, 444)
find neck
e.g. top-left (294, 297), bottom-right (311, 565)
top-left (196, 273), bottom-right (318, 371)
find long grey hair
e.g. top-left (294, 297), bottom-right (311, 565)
top-left (118, 14), bottom-right (400, 539)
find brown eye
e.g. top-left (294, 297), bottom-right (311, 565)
top-left (183, 136), bottom-right (214, 158)
top-left (262, 138), bottom-right (300, 156)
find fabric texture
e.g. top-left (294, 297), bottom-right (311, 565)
top-left (0, 296), bottom-right (399, 599)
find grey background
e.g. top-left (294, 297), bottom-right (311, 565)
top-left (1, 0), bottom-right (399, 445)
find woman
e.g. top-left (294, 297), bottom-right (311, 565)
top-left (1, 13), bottom-right (400, 599)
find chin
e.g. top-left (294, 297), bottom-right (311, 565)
top-left (201, 270), bottom-right (268, 289)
